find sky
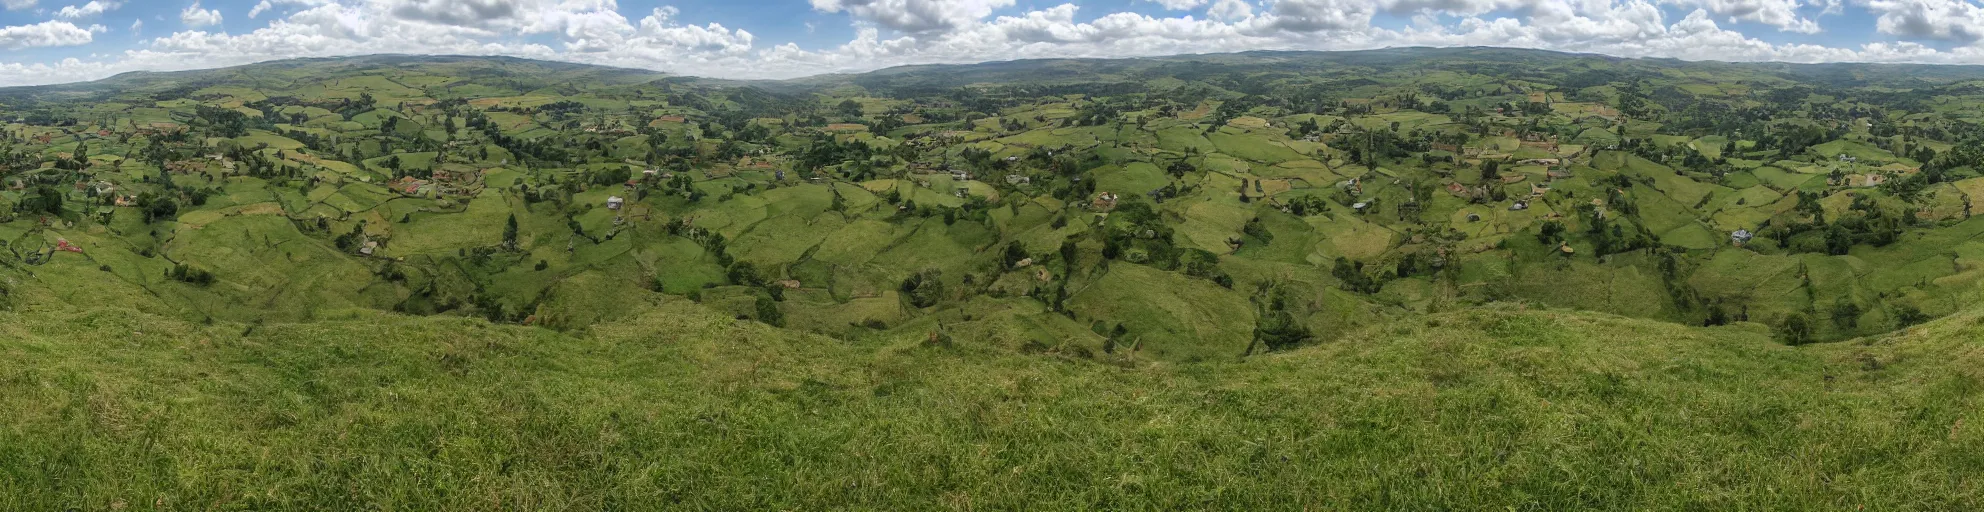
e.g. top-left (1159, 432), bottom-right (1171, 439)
top-left (0, 0), bottom-right (1982, 86)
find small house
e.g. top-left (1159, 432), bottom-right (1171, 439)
top-left (1006, 174), bottom-right (1031, 185)
top-left (1731, 229), bottom-right (1754, 245)
top-left (1510, 200), bottom-right (1529, 211)
top-left (360, 241), bottom-right (378, 256)
top-left (1092, 192), bottom-right (1119, 210)
top-left (606, 196), bottom-right (625, 210)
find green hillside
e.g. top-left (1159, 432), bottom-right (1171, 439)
top-left (1, 280), bottom-right (1980, 509)
top-left (5, 48), bottom-right (1984, 507)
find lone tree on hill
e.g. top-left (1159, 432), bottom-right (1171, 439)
top-left (503, 213), bottom-right (519, 249)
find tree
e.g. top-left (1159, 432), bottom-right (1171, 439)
top-left (726, 261), bottom-right (763, 286)
top-left (1002, 241), bottom-right (1029, 269)
top-left (1251, 284), bottom-right (1311, 352)
top-left (142, 195), bottom-right (179, 223)
top-left (1831, 301), bottom-right (1861, 329)
top-left (19, 186), bottom-right (62, 215)
top-left (754, 295), bottom-right (784, 327)
top-left (1776, 313), bottom-right (1813, 345)
top-left (901, 270), bottom-right (946, 308)
top-left (1538, 220), bottom-right (1566, 245)
top-left (503, 213), bottom-right (519, 249)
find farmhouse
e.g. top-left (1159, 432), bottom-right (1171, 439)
top-left (1732, 229), bottom-right (1754, 245)
top-left (606, 196), bottom-right (624, 210)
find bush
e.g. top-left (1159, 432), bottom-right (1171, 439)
top-left (754, 295), bottom-right (784, 327)
top-left (901, 270), bottom-right (945, 308)
top-left (168, 263), bottom-right (216, 286)
top-left (1776, 313), bottom-right (1812, 345)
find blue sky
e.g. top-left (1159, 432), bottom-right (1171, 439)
top-left (0, 0), bottom-right (1981, 86)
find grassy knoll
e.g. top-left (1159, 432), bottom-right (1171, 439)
top-left (0, 284), bottom-right (1979, 510)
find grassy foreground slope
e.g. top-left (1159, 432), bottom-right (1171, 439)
top-left (2, 281), bottom-right (1980, 510)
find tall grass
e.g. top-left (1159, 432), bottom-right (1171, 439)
top-left (1, 297), bottom-right (1979, 510)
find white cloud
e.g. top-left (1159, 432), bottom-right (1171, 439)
top-left (54, 0), bottom-right (119, 19)
top-left (810, 0), bottom-right (1018, 34)
top-left (181, 1), bottom-right (223, 27)
top-left (1207, 0), bottom-right (1254, 20)
top-left (1250, 0), bottom-right (1380, 33)
top-left (129, 18), bottom-right (140, 33)
top-left (0, 20), bottom-right (97, 49)
top-left (1864, 0), bottom-right (1984, 42)
top-left (1662, 0), bottom-right (1822, 33)
top-left (2, 0), bottom-right (35, 11)
top-left (1144, 0), bottom-right (1210, 10)
top-left (251, 0), bottom-right (333, 19)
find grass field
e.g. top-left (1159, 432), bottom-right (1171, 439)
top-left (4, 283), bottom-right (1983, 509)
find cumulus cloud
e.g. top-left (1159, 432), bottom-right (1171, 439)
top-left (54, 0), bottom-right (120, 19)
top-left (181, 2), bottom-right (224, 27)
top-left (1249, 0), bottom-right (1380, 34)
top-left (0, 20), bottom-right (98, 50)
top-left (1865, 0), bottom-right (1984, 42)
top-left (250, 0), bottom-right (333, 19)
top-left (1662, 0), bottom-right (1822, 33)
top-left (809, 0), bottom-right (1018, 34)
